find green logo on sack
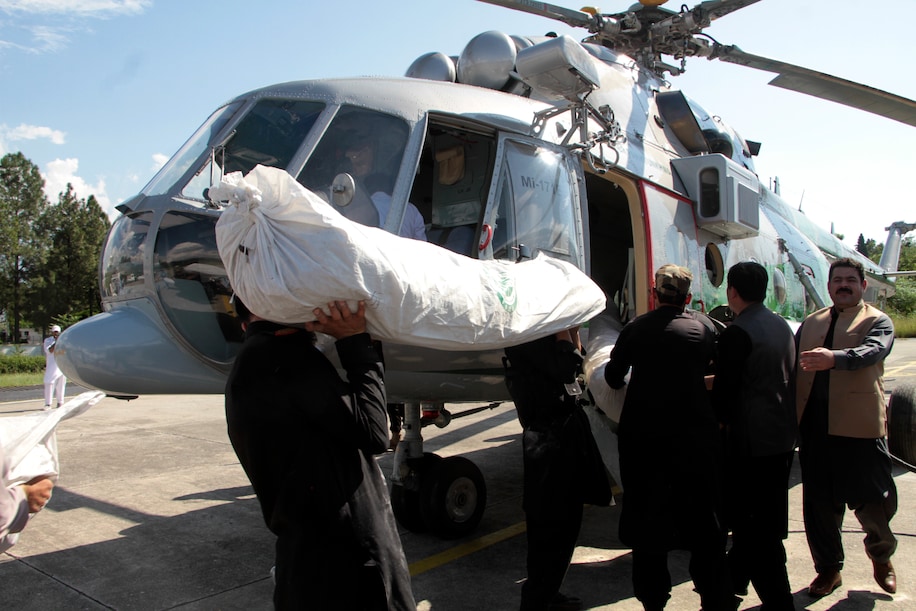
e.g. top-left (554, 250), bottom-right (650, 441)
top-left (495, 270), bottom-right (517, 313)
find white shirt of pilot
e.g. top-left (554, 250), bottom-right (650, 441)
top-left (370, 192), bottom-right (427, 241)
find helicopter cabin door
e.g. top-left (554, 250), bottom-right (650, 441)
top-left (480, 134), bottom-right (587, 272)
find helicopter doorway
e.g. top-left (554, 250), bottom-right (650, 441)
top-left (584, 170), bottom-right (643, 322)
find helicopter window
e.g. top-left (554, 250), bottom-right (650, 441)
top-left (298, 106), bottom-right (410, 230)
top-left (180, 99), bottom-right (325, 202)
top-left (145, 102), bottom-right (242, 198)
top-left (699, 168), bottom-right (720, 218)
top-left (425, 130), bottom-right (497, 256)
top-left (101, 212), bottom-right (152, 300)
top-left (705, 243), bottom-right (724, 287)
top-left (154, 211), bottom-right (242, 362)
top-left (490, 139), bottom-right (579, 264)
top-left (773, 267), bottom-right (787, 304)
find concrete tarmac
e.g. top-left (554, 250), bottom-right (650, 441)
top-left (1, 340), bottom-right (915, 610)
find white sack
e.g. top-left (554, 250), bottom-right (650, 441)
top-left (0, 391), bottom-right (105, 486)
top-left (213, 165), bottom-right (606, 351)
top-left (582, 311), bottom-right (626, 423)
top-left (0, 391), bottom-right (103, 553)
top-left (582, 404), bottom-right (622, 497)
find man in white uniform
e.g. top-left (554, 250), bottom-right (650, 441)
top-left (43, 325), bottom-right (66, 409)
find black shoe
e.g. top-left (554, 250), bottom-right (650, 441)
top-left (548, 592), bottom-right (582, 611)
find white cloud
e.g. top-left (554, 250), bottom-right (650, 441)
top-left (0, 1), bottom-right (151, 16)
top-left (151, 152), bottom-right (168, 171)
top-left (25, 24), bottom-right (71, 51)
top-left (42, 157), bottom-right (113, 216)
top-left (3, 123), bottom-right (66, 144)
top-left (0, 0), bottom-right (150, 54)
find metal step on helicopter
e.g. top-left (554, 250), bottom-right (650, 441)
top-left (55, 0), bottom-right (916, 538)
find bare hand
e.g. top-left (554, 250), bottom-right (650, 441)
top-left (305, 301), bottom-right (367, 339)
top-left (22, 477), bottom-right (54, 513)
top-left (799, 347), bottom-right (835, 372)
top-left (704, 374), bottom-right (715, 391)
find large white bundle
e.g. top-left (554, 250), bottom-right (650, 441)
top-left (582, 311), bottom-right (626, 423)
top-left (0, 391), bottom-right (105, 486)
top-left (213, 165), bottom-right (606, 351)
top-left (0, 391), bottom-right (104, 552)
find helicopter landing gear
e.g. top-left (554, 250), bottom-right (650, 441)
top-left (389, 402), bottom-right (488, 538)
top-left (889, 383), bottom-right (916, 472)
top-left (418, 454), bottom-right (486, 539)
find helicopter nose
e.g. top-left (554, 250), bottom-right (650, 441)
top-left (55, 303), bottom-right (229, 395)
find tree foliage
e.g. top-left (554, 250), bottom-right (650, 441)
top-left (856, 233), bottom-right (870, 257)
top-left (0, 152), bottom-right (49, 341)
top-left (868, 236), bottom-right (916, 316)
top-left (0, 153), bottom-right (111, 340)
top-left (28, 184), bottom-right (111, 331)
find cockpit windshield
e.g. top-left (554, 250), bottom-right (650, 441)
top-left (144, 102), bottom-right (242, 199)
top-left (298, 106), bottom-right (410, 229)
top-left (180, 99), bottom-right (325, 202)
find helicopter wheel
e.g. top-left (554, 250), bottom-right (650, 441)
top-left (889, 383), bottom-right (916, 472)
top-left (418, 455), bottom-right (487, 539)
top-left (390, 453), bottom-right (442, 533)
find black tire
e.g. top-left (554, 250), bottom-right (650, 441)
top-left (418, 455), bottom-right (487, 539)
top-left (889, 383), bottom-right (916, 472)
top-left (390, 453), bottom-right (442, 533)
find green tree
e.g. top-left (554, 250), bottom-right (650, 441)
top-left (0, 152), bottom-right (49, 342)
top-left (856, 233), bottom-right (870, 257)
top-left (29, 184), bottom-right (111, 329)
top-left (898, 237), bottom-right (916, 270)
top-left (885, 237), bottom-right (916, 316)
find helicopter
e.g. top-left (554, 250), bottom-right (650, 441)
top-left (54, 0), bottom-right (916, 538)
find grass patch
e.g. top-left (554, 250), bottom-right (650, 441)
top-left (891, 313), bottom-right (916, 339)
top-left (0, 372), bottom-right (43, 388)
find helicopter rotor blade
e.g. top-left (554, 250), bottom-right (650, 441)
top-left (693, 0), bottom-right (763, 24)
top-left (475, 0), bottom-right (916, 126)
top-left (712, 45), bottom-right (916, 127)
top-left (476, 0), bottom-right (597, 30)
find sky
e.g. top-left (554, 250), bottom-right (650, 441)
top-left (0, 0), bottom-right (913, 247)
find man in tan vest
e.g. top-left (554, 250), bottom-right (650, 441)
top-left (796, 257), bottom-right (897, 598)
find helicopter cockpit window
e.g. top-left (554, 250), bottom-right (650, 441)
top-left (298, 107), bottom-right (410, 229)
top-left (181, 99), bottom-right (324, 202)
top-left (154, 211), bottom-right (242, 362)
top-left (144, 102), bottom-right (242, 198)
top-left (489, 139), bottom-right (580, 265)
top-left (101, 212), bottom-right (152, 300)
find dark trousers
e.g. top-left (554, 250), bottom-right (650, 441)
top-left (727, 451), bottom-right (795, 611)
top-left (800, 462), bottom-right (898, 571)
top-left (799, 441), bottom-right (898, 573)
top-left (632, 543), bottom-right (733, 611)
top-left (520, 504), bottom-right (583, 611)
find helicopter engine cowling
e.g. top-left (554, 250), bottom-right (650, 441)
top-left (405, 52), bottom-right (456, 82)
top-left (456, 30), bottom-right (517, 90)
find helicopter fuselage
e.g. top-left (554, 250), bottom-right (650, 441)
top-left (54, 33), bottom-right (893, 401)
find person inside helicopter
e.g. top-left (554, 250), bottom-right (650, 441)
top-left (342, 134), bottom-right (426, 241)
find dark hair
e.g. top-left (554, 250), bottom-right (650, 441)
top-left (727, 261), bottom-right (767, 303)
top-left (232, 294), bottom-right (252, 323)
top-left (829, 257), bottom-right (865, 282)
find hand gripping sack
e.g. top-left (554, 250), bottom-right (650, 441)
top-left (213, 165), bottom-right (606, 351)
